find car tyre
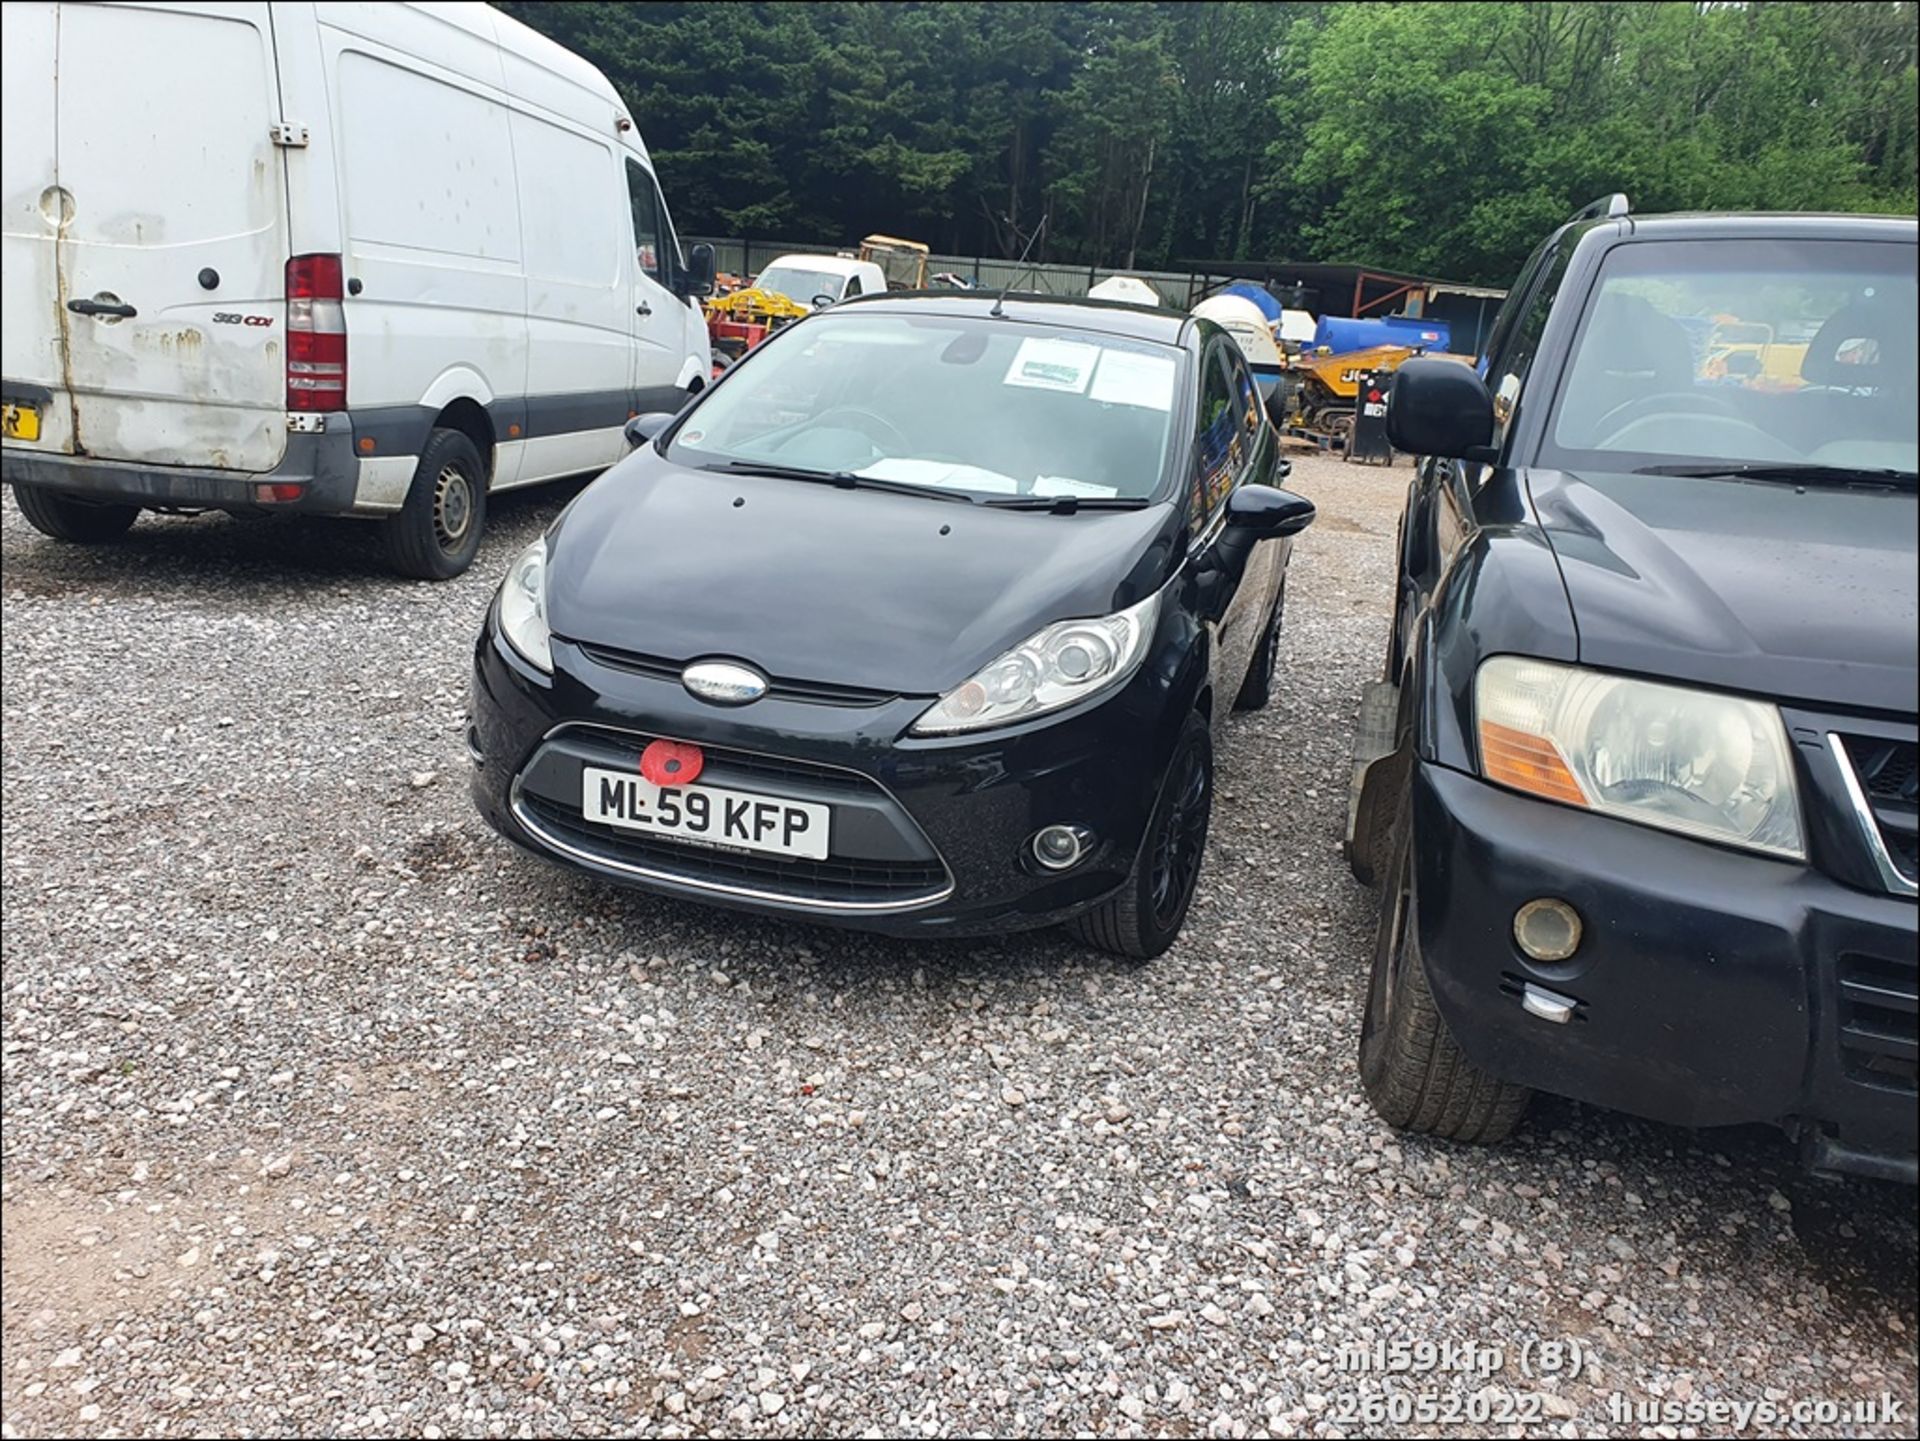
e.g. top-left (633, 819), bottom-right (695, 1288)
top-left (1233, 579), bottom-right (1286, 711)
top-left (382, 428), bottom-right (487, 580)
top-left (12, 485), bottom-right (139, 543)
top-left (1068, 713), bottom-right (1213, 961)
top-left (1358, 771), bottom-right (1531, 1141)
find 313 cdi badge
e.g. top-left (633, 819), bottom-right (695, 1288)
top-left (469, 293), bottom-right (1314, 957)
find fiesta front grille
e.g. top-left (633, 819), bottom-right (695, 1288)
top-left (575, 643), bottom-right (899, 708)
top-left (517, 791), bottom-right (951, 908)
top-left (1836, 952), bottom-right (1919, 1094)
top-left (1834, 734), bottom-right (1918, 895)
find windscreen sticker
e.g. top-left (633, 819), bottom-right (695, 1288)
top-left (1003, 337), bottom-right (1100, 394)
top-left (1088, 349), bottom-right (1177, 412)
top-left (1032, 475), bottom-right (1120, 499)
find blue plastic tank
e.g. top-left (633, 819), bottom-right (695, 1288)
top-left (1312, 314), bottom-right (1452, 355)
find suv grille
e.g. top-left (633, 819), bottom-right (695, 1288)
top-left (1835, 735), bottom-right (1918, 894)
top-left (1837, 952), bottom-right (1919, 1093)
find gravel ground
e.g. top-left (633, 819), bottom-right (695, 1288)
top-left (2, 452), bottom-right (1915, 1440)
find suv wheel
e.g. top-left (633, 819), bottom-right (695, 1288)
top-left (1358, 770), bottom-right (1531, 1141)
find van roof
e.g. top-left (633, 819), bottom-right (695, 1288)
top-left (453, 4), bottom-right (647, 159)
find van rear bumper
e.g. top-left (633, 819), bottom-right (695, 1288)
top-left (2, 417), bottom-right (360, 514)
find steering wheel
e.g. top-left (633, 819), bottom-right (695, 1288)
top-left (810, 406), bottom-right (912, 454)
top-left (1590, 389), bottom-right (1749, 444)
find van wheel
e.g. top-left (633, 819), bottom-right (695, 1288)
top-left (382, 429), bottom-right (487, 580)
top-left (1358, 772), bottom-right (1531, 1141)
top-left (12, 485), bottom-right (140, 543)
top-left (1067, 714), bottom-right (1212, 961)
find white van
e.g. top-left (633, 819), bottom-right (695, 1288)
top-left (0, 0), bottom-right (716, 578)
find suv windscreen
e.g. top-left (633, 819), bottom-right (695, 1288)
top-left (1541, 239), bottom-right (1917, 476)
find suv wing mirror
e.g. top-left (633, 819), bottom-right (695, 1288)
top-left (1385, 358), bottom-right (1497, 461)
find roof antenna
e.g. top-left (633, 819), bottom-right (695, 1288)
top-left (990, 213), bottom-right (1049, 318)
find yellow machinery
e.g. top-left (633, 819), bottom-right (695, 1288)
top-left (703, 286), bottom-right (812, 362)
top-left (1701, 320), bottom-right (1808, 390)
top-left (858, 234), bottom-right (929, 290)
top-left (1281, 344), bottom-right (1470, 444)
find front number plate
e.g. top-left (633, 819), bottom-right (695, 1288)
top-left (2, 402), bottom-right (41, 442)
top-left (582, 766), bottom-right (830, 860)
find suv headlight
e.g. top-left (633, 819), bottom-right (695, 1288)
top-left (1475, 657), bottom-right (1802, 859)
top-left (911, 591), bottom-right (1162, 736)
top-left (497, 537), bottom-right (553, 673)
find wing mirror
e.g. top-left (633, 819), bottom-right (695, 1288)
top-left (677, 243), bottom-right (717, 300)
top-left (1226, 484), bottom-right (1316, 538)
top-left (624, 412), bottom-right (678, 449)
top-left (1385, 358), bottom-right (1496, 461)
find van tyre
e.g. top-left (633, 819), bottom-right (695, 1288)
top-left (382, 429), bottom-right (487, 580)
top-left (1358, 772), bottom-right (1530, 1142)
top-left (12, 485), bottom-right (140, 543)
top-left (1233, 580), bottom-right (1286, 711)
top-left (1068, 714), bottom-right (1212, 961)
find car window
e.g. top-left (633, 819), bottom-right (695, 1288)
top-left (624, 158), bottom-right (668, 289)
top-left (1190, 344), bottom-right (1243, 535)
top-left (1224, 348), bottom-right (1263, 445)
top-left (1543, 238), bottom-right (1918, 473)
top-left (844, 275), bottom-right (863, 298)
top-left (669, 312), bottom-right (1183, 502)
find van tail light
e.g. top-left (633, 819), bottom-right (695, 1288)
top-left (286, 253), bottom-right (346, 412)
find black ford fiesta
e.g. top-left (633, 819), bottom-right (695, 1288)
top-left (469, 292), bottom-right (1314, 957)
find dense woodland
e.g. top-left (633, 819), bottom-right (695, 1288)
top-left (500, 1), bottom-right (1920, 285)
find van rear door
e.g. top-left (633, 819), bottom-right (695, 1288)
top-left (21, 2), bottom-right (290, 472)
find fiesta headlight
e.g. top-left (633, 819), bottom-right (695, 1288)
top-left (1475, 656), bottom-right (1803, 859)
top-left (911, 591), bottom-right (1162, 736)
top-left (497, 536), bottom-right (553, 673)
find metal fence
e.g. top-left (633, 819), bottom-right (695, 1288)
top-left (686, 236), bottom-right (1222, 308)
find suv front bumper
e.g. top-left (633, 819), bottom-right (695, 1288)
top-left (1412, 762), bottom-right (1918, 1182)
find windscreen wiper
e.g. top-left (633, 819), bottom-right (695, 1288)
top-left (1635, 462), bottom-right (1917, 489)
top-left (699, 459), bottom-right (976, 503)
top-left (982, 495), bottom-right (1154, 513)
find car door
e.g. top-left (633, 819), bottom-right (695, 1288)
top-left (1186, 338), bottom-right (1264, 716)
top-left (624, 157), bottom-right (693, 412)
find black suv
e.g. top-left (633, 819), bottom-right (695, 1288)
top-left (1346, 196), bottom-right (1917, 1182)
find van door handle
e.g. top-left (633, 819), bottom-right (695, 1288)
top-left (67, 298), bottom-right (138, 318)
top-left (636, 301), bottom-right (652, 317)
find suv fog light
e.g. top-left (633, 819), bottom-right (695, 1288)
top-left (1031, 824), bottom-right (1092, 871)
top-left (1514, 897), bottom-right (1582, 962)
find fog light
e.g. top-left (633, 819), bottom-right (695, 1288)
top-left (1031, 824), bottom-right (1090, 871)
top-left (254, 482), bottom-right (304, 504)
top-left (1513, 898), bottom-right (1582, 962)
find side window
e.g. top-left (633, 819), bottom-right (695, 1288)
top-left (1190, 346), bottom-right (1244, 536)
top-left (1489, 240), bottom-right (1573, 448)
top-left (1225, 349), bottom-right (1263, 444)
top-left (844, 275), bottom-right (863, 298)
top-left (624, 158), bottom-right (668, 290)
